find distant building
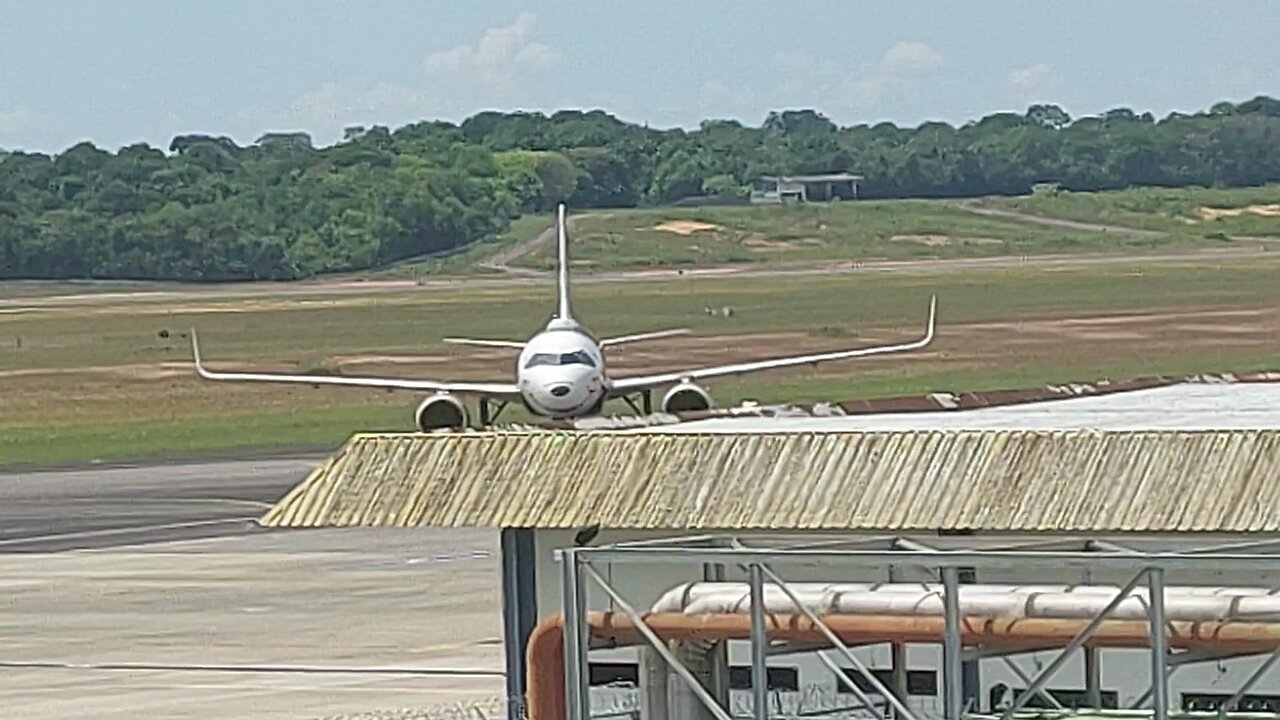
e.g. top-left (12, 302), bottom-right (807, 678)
top-left (750, 172), bottom-right (863, 204)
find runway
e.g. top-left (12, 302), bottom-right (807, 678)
top-left (0, 456), bottom-right (320, 552)
top-left (0, 457), bottom-right (505, 719)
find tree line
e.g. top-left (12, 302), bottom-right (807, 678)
top-left (2, 96), bottom-right (1279, 281)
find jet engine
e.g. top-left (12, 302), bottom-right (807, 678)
top-left (661, 382), bottom-right (712, 413)
top-left (414, 393), bottom-right (468, 431)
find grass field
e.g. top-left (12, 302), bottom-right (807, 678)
top-left (978, 183), bottom-right (1280, 237)
top-left (512, 199), bottom-right (1254, 272)
top-left (2, 256), bottom-right (1278, 467)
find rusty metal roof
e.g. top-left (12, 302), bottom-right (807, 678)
top-left (261, 428), bottom-right (1280, 532)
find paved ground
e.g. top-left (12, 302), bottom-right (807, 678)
top-left (0, 457), bottom-right (320, 552)
top-left (0, 461), bottom-right (506, 719)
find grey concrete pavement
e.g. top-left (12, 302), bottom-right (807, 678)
top-left (0, 527), bottom-right (504, 719)
top-left (0, 457), bottom-right (319, 552)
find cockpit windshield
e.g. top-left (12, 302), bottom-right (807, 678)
top-left (558, 350), bottom-right (596, 367)
top-left (524, 350), bottom-right (596, 368)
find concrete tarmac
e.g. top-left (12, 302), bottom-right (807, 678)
top-left (0, 456), bottom-right (319, 552)
top-left (0, 458), bottom-right (506, 718)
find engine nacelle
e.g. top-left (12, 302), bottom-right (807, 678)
top-left (661, 382), bottom-right (713, 414)
top-left (414, 393), bottom-right (468, 432)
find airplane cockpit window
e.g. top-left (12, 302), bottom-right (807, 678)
top-left (524, 353), bottom-right (559, 368)
top-left (559, 350), bottom-right (596, 367)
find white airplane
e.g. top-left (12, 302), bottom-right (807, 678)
top-left (190, 204), bottom-right (938, 430)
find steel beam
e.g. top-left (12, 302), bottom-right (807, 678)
top-left (941, 567), bottom-right (963, 720)
top-left (501, 528), bottom-right (538, 720)
top-left (1149, 568), bottom-right (1169, 720)
top-left (561, 549), bottom-right (591, 720)
top-left (748, 564), bottom-right (769, 720)
top-left (1220, 645), bottom-right (1280, 715)
top-left (581, 564), bottom-right (733, 720)
top-left (577, 546), bottom-right (1280, 572)
top-left (1085, 647), bottom-right (1102, 709)
top-left (756, 564), bottom-right (921, 720)
top-left (1000, 568), bottom-right (1150, 720)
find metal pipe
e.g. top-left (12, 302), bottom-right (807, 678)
top-left (1149, 568), bottom-right (1169, 720)
top-left (941, 567), bottom-right (963, 720)
top-left (748, 565), bottom-right (769, 720)
top-left (581, 564), bottom-right (733, 720)
top-left (756, 565), bottom-right (921, 720)
top-left (1000, 569), bottom-right (1151, 720)
top-left (1220, 644), bottom-right (1280, 715)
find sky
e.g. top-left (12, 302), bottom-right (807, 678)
top-left (1, 0), bottom-right (1277, 153)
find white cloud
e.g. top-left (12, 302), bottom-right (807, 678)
top-left (1008, 63), bottom-right (1059, 94)
top-left (881, 41), bottom-right (943, 76)
top-left (698, 80), bottom-right (756, 114)
top-left (847, 41), bottom-right (945, 109)
top-left (0, 105), bottom-right (40, 137)
top-left (279, 12), bottom-right (564, 144)
top-left (423, 12), bottom-right (563, 94)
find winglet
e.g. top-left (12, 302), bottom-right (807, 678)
top-left (556, 203), bottom-right (572, 321)
top-left (189, 327), bottom-right (211, 379)
top-left (924, 293), bottom-right (937, 344)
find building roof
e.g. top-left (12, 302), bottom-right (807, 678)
top-left (635, 382), bottom-right (1280, 434)
top-left (757, 173), bottom-right (864, 183)
top-left (260, 380), bottom-right (1280, 532)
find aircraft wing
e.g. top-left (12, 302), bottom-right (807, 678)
top-left (190, 330), bottom-right (522, 398)
top-left (608, 295), bottom-right (937, 394)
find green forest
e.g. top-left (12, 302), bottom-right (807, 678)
top-left (2, 96), bottom-right (1279, 281)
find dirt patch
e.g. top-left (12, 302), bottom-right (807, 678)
top-left (654, 220), bottom-right (720, 235)
top-left (891, 234), bottom-right (1004, 247)
top-left (743, 236), bottom-right (827, 252)
top-left (1197, 204), bottom-right (1280, 221)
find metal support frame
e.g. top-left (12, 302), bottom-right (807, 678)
top-left (1221, 644), bottom-right (1280, 715)
top-left (557, 537), bottom-right (1280, 720)
top-left (748, 564), bottom-right (770, 720)
top-left (887, 565), bottom-right (909, 717)
top-left (561, 549), bottom-right (591, 720)
top-left (501, 528), bottom-right (538, 720)
top-left (1085, 646), bottom-right (1102, 709)
top-left (703, 563), bottom-right (729, 707)
top-left (1000, 568), bottom-right (1151, 720)
top-left (999, 656), bottom-right (1065, 711)
top-left (941, 567), bottom-right (964, 720)
top-left (756, 564), bottom-right (921, 720)
top-left (580, 562), bottom-right (734, 720)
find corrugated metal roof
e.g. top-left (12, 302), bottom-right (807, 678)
top-left (260, 429), bottom-right (1280, 532)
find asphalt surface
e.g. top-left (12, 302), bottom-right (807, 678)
top-left (0, 456), bottom-right (321, 552)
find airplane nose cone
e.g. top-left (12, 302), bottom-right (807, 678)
top-left (549, 384), bottom-right (572, 398)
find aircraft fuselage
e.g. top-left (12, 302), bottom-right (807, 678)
top-left (515, 320), bottom-right (608, 418)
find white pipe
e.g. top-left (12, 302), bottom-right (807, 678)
top-left (651, 583), bottom-right (1280, 623)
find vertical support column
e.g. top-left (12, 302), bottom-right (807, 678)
top-left (561, 549), bottom-right (591, 720)
top-left (1085, 648), bottom-right (1102, 709)
top-left (887, 565), bottom-right (909, 716)
top-left (1148, 568), bottom-right (1169, 720)
top-left (703, 563), bottom-right (729, 707)
top-left (958, 566), bottom-right (980, 712)
top-left (749, 564), bottom-right (770, 720)
top-left (501, 528), bottom-right (538, 720)
top-left (941, 567), bottom-right (963, 720)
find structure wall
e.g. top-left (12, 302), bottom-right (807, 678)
top-left (532, 529), bottom-right (1280, 714)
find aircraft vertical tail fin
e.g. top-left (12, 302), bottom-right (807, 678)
top-left (556, 203), bottom-right (573, 321)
